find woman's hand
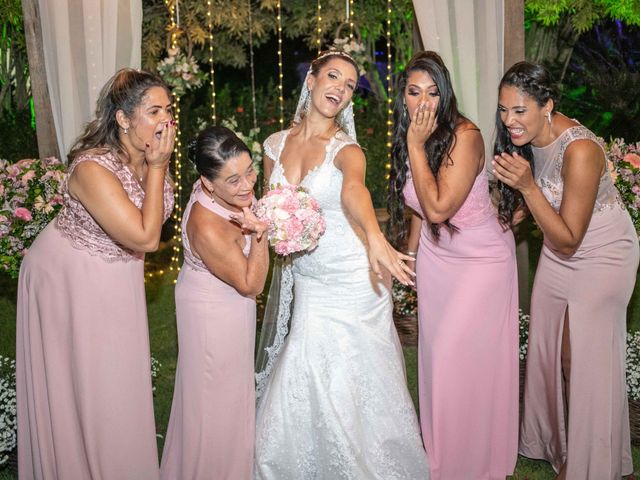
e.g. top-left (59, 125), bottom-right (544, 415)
top-left (407, 102), bottom-right (438, 149)
top-left (492, 151), bottom-right (535, 194)
top-left (367, 232), bottom-right (416, 286)
top-left (230, 207), bottom-right (268, 240)
top-left (145, 121), bottom-right (176, 169)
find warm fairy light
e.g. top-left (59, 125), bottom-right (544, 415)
top-left (207, 0), bottom-right (217, 123)
top-left (248, 0), bottom-right (258, 129)
top-left (276, 1), bottom-right (284, 129)
top-left (349, 0), bottom-right (354, 39)
top-left (160, 0), bottom-right (183, 281)
top-left (316, 0), bottom-right (322, 53)
top-left (385, 0), bottom-right (393, 179)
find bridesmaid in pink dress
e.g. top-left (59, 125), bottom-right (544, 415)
top-left (388, 51), bottom-right (519, 479)
top-left (493, 61), bottom-right (639, 479)
top-left (160, 126), bottom-right (268, 480)
top-left (16, 69), bottom-right (175, 479)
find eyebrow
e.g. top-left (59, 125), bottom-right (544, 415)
top-left (407, 83), bottom-right (438, 89)
top-left (498, 103), bottom-right (527, 109)
top-left (146, 103), bottom-right (172, 110)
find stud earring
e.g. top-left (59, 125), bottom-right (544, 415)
top-left (123, 127), bottom-right (129, 134)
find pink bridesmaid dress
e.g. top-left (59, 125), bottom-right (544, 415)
top-left (16, 151), bottom-right (174, 479)
top-left (160, 180), bottom-right (256, 480)
top-left (519, 126), bottom-right (639, 478)
top-left (404, 168), bottom-right (519, 479)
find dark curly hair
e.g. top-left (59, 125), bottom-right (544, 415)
top-left (493, 61), bottom-right (558, 225)
top-left (387, 50), bottom-right (467, 244)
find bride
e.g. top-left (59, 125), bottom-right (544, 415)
top-left (253, 50), bottom-right (430, 479)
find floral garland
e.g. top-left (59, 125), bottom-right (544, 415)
top-left (157, 47), bottom-right (206, 97)
top-left (329, 37), bottom-right (368, 76)
top-left (607, 137), bottom-right (640, 236)
top-left (220, 116), bottom-right (263, 175)
top-left (0, 158), bottom-right (66, 278)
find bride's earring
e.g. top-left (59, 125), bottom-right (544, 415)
top-left (402, 103), bottom-right (408, 119)
top-left (545, 111), bottom-right (552, 125)
top-left (304, 92), bottom-right (311, 116)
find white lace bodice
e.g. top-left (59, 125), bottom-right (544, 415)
top-left (264, 129), bottom-right (370, 278)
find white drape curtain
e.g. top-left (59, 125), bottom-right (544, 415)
top-left (37, 0), bottom-right (142, 160)
top-left (412, 0), bottom-right (504, 158)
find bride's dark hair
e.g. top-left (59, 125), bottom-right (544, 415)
top-left (492, 61), bottom-right (558, 225)
top-left (387, 50), bottom-right (466, 245)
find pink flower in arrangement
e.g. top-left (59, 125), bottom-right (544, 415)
top-left (21, 170), bottom-right (36, 185)
top-left (625, 153), bottom-right (640, 169)
top-left (254, 184), bottom-right (326, 256)
top-left (14, 207), bottom-right (33, 221)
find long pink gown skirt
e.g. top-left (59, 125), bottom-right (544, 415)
top-left (160, 182), bottom-right (256, 480)
top-left (519, 125), bottom-right (639, 478)
top-left (405, 170), bottom-right (519, 480)
top-left (17, 152), bottom-right (172, 480)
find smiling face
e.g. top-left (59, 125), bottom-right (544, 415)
top-left (206, 151), bottom-right (257, 212)
top-left (118, 86), bottom-right (173, 151)
top-left (498, 85), bottom-right (552, 147)
top-left (404, 69), bottom-right (441, 117)
top-left (307, 57), bottom-right (358, 120)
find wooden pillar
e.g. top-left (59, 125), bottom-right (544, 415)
top-left (504, 0), bottom-right (525, 69)
top-left (503, 0), bottom-right (529, 312)
top-left (22, 0), bottom-right (60, 160)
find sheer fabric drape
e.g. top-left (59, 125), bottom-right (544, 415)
top-left (412, 0), bottom-right (504, 158)
top-left (38, 0), bottom-right (142, 159)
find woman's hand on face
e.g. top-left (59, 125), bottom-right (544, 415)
top-left (230, 207), bottom-right (268, 240)
top-left (145, 121), bottom-right (176, 169)
top-left (492, 151), bottom-right (535, 195)
top-left (407, 102), bottom-right (438, 149)
top-left (367, 232), bottom-right (416, 287)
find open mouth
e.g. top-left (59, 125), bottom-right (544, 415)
top-left (508, 127), bottom-right (525, 138)
top-left (325, 93), bottom-right (342, 106)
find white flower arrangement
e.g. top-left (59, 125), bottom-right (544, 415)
top-left (627, 330), bottom-right (640, 401)
top-left (220, 116), bottom-right (263, 175)
top-left (157, 47), bottom-right (205, 97)
top-left (0, 356), bottom-right (16, 466)
top-left (330, 37), bottom-right (368, 76)
top-left (518, 309), bottom-right (530, 361)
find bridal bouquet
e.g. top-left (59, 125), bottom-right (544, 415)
top-left (254, 184), bottom-right (326, 255)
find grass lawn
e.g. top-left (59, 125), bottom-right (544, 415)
top-left (2, 245), bottom-right (640, 478)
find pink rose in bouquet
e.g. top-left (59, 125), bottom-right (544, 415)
top-left (254, 184), bottom-right (326, 255)
top-left (607, 138), bottom-right (640, 237)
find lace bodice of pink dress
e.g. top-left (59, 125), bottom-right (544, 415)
top-left (56, 149), bottom-right (174, 261)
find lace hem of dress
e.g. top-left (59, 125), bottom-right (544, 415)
top-left (255, 259), bottom-right (294, 400)
top-left (55, 219), bottom-right (143, 263)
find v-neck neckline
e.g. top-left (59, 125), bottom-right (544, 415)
top-left (277, 128), bottom-right (338, 185)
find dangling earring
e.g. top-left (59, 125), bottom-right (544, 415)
top-left (402, 103), bottom-right (408, 119)
top-left (545, 111), bottom-right (552, 125)
top-left (304, 92), bottom-right (311, 116)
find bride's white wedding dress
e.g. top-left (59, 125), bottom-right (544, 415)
top-left (254, 129), bottom-right (430, 479)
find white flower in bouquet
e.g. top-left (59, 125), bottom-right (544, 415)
top-left (0, 356), bottom-right (16, 466)
top-left (157, 48), bottom-right (205, 97)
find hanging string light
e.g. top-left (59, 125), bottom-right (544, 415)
top-left (276, 1), bottom-right (284, 129)
top-left (248, 0), bottom-right (258, 130)
top-left (348, 0), bottom-right (354, 40)
top-left (316, 0), bottom-right (322, 53)
top-left (385, 0), bottom-right (393, 179)
top-left (162, 0), bottom-right (184, 281)
top-left (207, 0), bottom-right (217, 124)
